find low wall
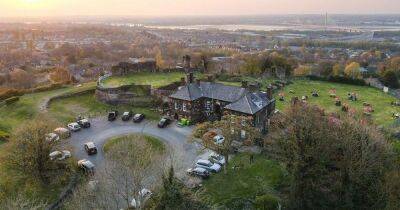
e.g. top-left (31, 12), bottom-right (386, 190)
top-left (95, 84), bottom-right (154, 106)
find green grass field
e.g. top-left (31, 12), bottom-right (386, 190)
top-left (101, 72), bottom-right (187, 88)
top-left (275, 79), bottom-right (400, 127)
top-left (48, 93), bottom-right (159, 124)
top-left (201, 153), bottom-right (287, 207)
top-left (103, 134), bottom-right (165, 153)
top-left (0, 82), bottom-right (96, 133)
top-left (217, 77), bottom-right (400, 127)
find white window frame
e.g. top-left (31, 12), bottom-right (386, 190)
top-left (174, 102), bottom-right (178, 110)
top-left (183, 102), bottom-right (187, 112)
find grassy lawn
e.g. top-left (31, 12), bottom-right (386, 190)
top-left (217, 77), bottom-right (400, 127)
top-left (48, 93), bottom-right (160, 124)
top-left (276, 79), bottom-right (400, 127)
top-left (0, 82), bottom-right (96, 133)
top-left (102, 72), bottom-right (187, 88)
top-left (201, 153), bottom-right (287, 207)
top-left (103, 134), bottom-right (165, 153)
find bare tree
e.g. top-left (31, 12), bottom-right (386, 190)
top-left (66, 135), bottom-right (166, 210)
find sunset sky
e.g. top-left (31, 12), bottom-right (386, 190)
top-left (0, 0), bottom-right (399, 17)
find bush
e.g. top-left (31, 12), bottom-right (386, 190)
top-left (0, 130), bottom-right (10, 142)
top-left (254, 194), bottom-right (280, 210)
top-left (4, 96), bottom-right (19, 105)
top-left (380, 70), bottom-right (399, 89)
top-left (307, 75), bottom-right (366, 86)
top-left (216, 74), bottom-right (243, 82)
top-left (0, 88), bottom-right (25, 101)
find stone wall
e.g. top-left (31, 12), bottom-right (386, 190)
top-left (95, 84), bottom-right (154, 106)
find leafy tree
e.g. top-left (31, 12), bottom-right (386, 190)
top-left (49, 67), bottom-right (71, 84)
top-left (332, 63), bottom-right (344, 77)
top-left (195, 115), bottom-right (261, 171)
top-left (344, 62), bottom-right (362, 79)
top-left (380, 70), bottom-right (400, 88)
top-left (148, 166), bottom-right (208, 210)
top-left (5, 116), bottom-right (64, 184)
top-left (293, 65), bottom-right (312, 77)
top-left (9, 68), bottom-right (33, 89)
top-left (268, 104), bottom-right (392, 209)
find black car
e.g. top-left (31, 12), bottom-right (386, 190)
top-left (108, 111), bottom-right (119, 121)
top-left (77, 118), bottom-right (91, 128)
top-left (133, 113), bottom-right (145, 123)
top-left (122, 111), bottom-right (133, 121)
top-left (157, 117), bottom-right (171, 128)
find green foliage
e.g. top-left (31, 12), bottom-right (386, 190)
top-left (268, 105), bottom-right (393, 209)
top-left (149, 166), bottom-right (209, 210)
top-left (4, 96), bottom-right (19, 105)
top-left (380, 70), bottom-right (400, 89)
top-left (254, 194), bottom-right (280, 210)
top-left (201, 153), bottom-right (287, 208)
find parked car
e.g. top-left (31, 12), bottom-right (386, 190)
top-left (45, 133), bottom-right (60, 142)
top-left (77, 118), bottom-right (91, 128)
top-left (195, 159), bottom-right (221, 173)
top-left (157, 117), bottom-right (172, 128)
top-left (122, 111), bottom-right (133, 121)
top-left (78, 159), bottom-right (95, 175)
top-left (133, 113), bottom-right (145, 123)
top-left (208, 152), bottom-right (226, 166)
top-left (186, 167), bottom-right (210, 179)
top-left (49, 150), bottom-right (71, 161)
top-left (68, 122), bottom-right (81, 132)
top-left (84, 142), bottom-right (98, 155)
top-left (213, 135), bottom-right (225, 145)
top-left (108, 111), bottom-right (119, 121)
top-left (54, 127), bottom-right (71, 139)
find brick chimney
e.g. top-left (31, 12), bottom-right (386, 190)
top-left (186, 72), bottom-right (194, 84)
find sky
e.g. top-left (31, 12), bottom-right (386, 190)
top-left (0, 0), bottom-right (399, 17)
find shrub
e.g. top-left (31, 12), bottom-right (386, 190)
top-left (380, 70), bottom-right (399, 89)
top-left (306, 75), bottom-right (366, 86)
top-left (0, 130), bottom-right (10, 142)
top-left (254, 194), bottom-right (280, 210)
top-left (4, 96), bottom-right (19, 105)
top-left (0, 88), bottom-right (25, 101)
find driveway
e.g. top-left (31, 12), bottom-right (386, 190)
top-left (64, 117), bottom-right (204, 176)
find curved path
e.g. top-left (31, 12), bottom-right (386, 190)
top-left (64, 117), bottom-right (203, 174)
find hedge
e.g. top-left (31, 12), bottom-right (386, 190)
top-left (4, 96), bottom-right (19, 105)
top-left (307, 75), bottom-right (366, 86)
top-left (0, 82), bottom-right (66, 101)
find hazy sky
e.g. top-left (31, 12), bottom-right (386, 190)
top-left (0, 0), bottom-right (399, 17)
